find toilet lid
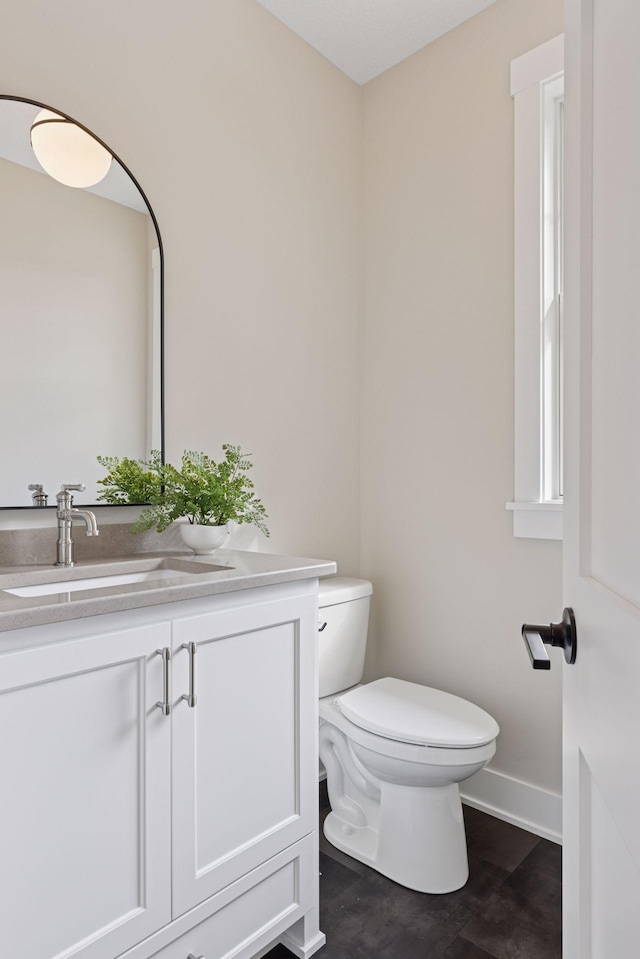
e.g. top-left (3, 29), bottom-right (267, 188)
top-left (338, 677), bottom-right (499, 747)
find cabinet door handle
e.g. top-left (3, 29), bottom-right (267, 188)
top-left (187, 953), bottom-right (205, 959)
top-left (156, 647), bottom-right (172, 715)
top-left (181, 642), bottom-right (197, 707)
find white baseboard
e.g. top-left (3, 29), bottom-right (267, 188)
top-left (460, 766), bottom-right (562, 845)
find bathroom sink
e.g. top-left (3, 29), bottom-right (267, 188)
top-left (2, 558), bottom-right (227, 599)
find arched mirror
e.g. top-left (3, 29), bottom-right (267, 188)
top-left (0, 96), bottom-right (163, 509)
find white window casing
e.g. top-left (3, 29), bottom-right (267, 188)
top-left (507, 35), bottom-right (564, 540)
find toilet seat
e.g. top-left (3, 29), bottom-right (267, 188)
top-left (337, 677), bottom-right (499, 748)
top-left (320, 695), bottom-right (496, 769)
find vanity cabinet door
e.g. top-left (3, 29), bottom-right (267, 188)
top-left (171, 590), bottom-right (317, 917)
top-left (0, 622), bottom-right (172, 959)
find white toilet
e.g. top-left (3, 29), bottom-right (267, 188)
top-left (318, 577), bottom-right (499, 894)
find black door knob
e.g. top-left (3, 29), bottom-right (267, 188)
top-left (521, 608), bottom-right (577, 668)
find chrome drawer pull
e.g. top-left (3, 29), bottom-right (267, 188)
top-left (181, 642), bottom-right (197, 707)
top-left (187, 953), bottom-right (204, 959)
top-left (156, 647), bottom-right (172, 715)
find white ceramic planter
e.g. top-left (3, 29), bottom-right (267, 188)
top-left (180, 522), bottom-right (229, 555)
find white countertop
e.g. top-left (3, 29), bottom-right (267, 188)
top-left (0, 549), bottom-right (337, 631)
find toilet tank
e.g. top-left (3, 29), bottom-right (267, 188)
top-left (318, 577), bottom-right (373, 698)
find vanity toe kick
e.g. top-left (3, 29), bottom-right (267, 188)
top-left (124, 836), bottom-right (315, 959)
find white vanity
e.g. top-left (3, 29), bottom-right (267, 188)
top-left (0, 550), bottom-right (335, 959)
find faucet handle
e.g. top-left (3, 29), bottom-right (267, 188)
top-left (57, 483), bottom-right (86, 508)
top-left (28, 484), bottom-right (48, 506)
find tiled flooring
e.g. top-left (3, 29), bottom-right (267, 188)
top-left (266, 784), bottom-right (561, 959)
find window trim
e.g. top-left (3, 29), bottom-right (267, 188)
top-left (507, 35), bottom-right (564, 541)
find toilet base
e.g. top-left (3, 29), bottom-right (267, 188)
top-left (323, 780), bottom-right (470, 894)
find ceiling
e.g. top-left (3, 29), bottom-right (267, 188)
top-left (255, 0), bottom-right (498, 85)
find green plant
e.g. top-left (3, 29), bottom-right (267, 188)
top-left (96, 452), bottom-right (165, 506)
top-left (97, 445), bottom-right (269, 537)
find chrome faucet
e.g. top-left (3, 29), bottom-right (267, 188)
top-left (55, 484), bottom-right (99, 567)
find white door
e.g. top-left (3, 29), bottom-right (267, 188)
top-left (0, 623), bottom-right (172, 959)
top-left (563, 1), bottom-right (640, 955)
top-left (171, 591), bottom-right (317, 917)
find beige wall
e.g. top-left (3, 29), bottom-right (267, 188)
top-left (0, 0), bottom-right (362, 572)
top-left (361, 0), bottom-right (564, 795)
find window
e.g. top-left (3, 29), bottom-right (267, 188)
top-left (507, 35), bottom-right (564, 540)
top-left (542, 76), bottom-right (564, 502)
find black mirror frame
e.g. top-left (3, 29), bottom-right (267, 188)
top-left (0, 94), bottom-right (164, 510)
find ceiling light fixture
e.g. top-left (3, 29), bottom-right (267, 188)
top-left (30, 109), bottom-right (112, 188)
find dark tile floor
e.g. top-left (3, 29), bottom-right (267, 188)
top-left (266, 784), bottom-right (561, 959)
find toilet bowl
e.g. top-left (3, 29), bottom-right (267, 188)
top-left (318, 578), bottom-right (499, 894)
